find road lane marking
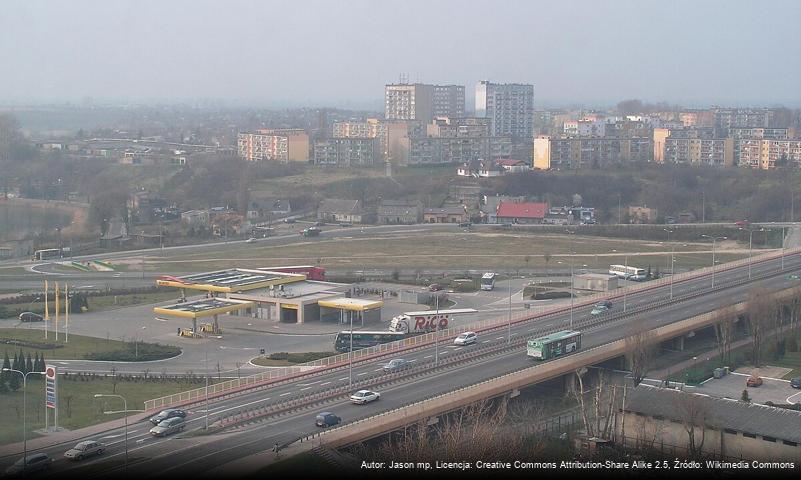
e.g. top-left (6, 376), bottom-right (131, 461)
top-left (423, 355), bottom-right (432, 359)
top-left (357, 372), bottom-right (368, 376)
top-left (280, 392), bottom-right (292, 396)
top-left (482, 340), bottom-right (491, 343)
top-left (299, 387), bottom-right (311, 391)
top-left (338, 377), bottom-right (348, 381)
top-left (320, 382), bottom-right (330, 386)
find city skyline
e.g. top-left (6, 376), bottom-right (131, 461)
top-left (1, 0), bottom-right (800, 108)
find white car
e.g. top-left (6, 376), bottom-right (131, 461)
top-left (454, 331), bottom-right (477, 346)
top-left (245, 237), bottom-right (256, 243)
top-left (350, 389), bottom-right (380, 404)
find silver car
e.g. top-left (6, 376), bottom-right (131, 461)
top-left (64, 440), bottom-right (104, 460)
top-left (149, 417), bottom-right (185, 437)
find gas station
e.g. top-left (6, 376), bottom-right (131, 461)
top-left (153, 267), bottom-right (384, 336)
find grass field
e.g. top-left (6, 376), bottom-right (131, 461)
top-left (1, 291), bottom-right (179, 319)
top-left (0, 376), bottom-right (220, 446)
top-left (144, 231), bottom-right (753, 272)
top-left (0, 328), bottom-right (178, 362)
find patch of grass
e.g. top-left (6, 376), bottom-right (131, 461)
top-left (251, 351), bottom-right (336, 367)
top-left (0, 291), bottom-right (180, 318)
top-left (0, 328), bottom-right (180, 362)
top-left (0, 267), bottom-right (29, 275)
top-left (0, 376), bottom-right (219, 446)
top-left (144, 232), bottom-right (748, 272)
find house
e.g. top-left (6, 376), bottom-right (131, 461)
top-left (318, 199), bottom-right (363, 224)
top-left (423, 206), bottom-right (468, 224)
top-left (620, 384), bottom-right (801, 461)
top-left (247, 199), bottom-right (292, 220)
top-left (628, 205), bottom-right (658, 224)
top-left (478, 161), bottom-right (505, 177)
top-left (482, 195), bottom-right (526, 224)
top-left (378, 199), bottom-right (422, 224)
top-left (495, 159), bottom-right (529, 173)
top-left (495, 201), bottom-right (548, 224)
top-left (457, 160), bottom-right (481, 177)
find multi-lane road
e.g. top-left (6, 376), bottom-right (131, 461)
top-left (2, 245), bottom-right (799, 477)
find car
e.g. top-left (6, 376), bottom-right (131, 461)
top-left (458, 222), bottom-right (472, 228)
top-left (595, 300), bottom-right (613, 309)
top-left (791, 377), bottom-right (801, 389)
top-left (64, 440), bottom-right (104, 460)
top-left (18, 312), bottom-right (43, 322)
top-left (5, 453), bottom-right (52, 476)
top-left (428, 283), bottom-right (443, 292)
top-left (590, 305), bottom-right (610, 316)
top-left (746, 375), bottom-right (763, 387)
top-left (339, 222), bottom-right (353, 227)
top-left (149, 416), bottom-right (185, 437)
top-left (350, 389), bottom-right (380, 404)
top-left (149, 408), bottom-right (187, 425)
top-left (383, 358), bottom-right (411, 372)
top-left (788, 274), bottom-right (801, 280)
top-left (283, 218), bottom-right (296, 224)
top-left (245, 237), bottom-right (256, 243)
top-left (315, 411), bottom-right (341, 427)
top-left (454, 331), bottom-right (477, 346)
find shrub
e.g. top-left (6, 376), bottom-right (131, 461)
top-left (83, 342), bottom-right (180, 361)
top-left (741, 389), bottom-right (750, 402)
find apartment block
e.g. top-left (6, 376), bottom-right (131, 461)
top-left (663, 137), bottom-right (734, 166)
top-left (737, 138), bottom-right (801, 169)
top-left (714, 108), bottom-right (775, 134)
top-left (313, 138), bottom-right (379, 167)
top-left (653, 127), bottom-right (716, 163)
top-left (729, 127), bottom-right (790, 139)
top-left (433, 85), bottom-right (465, 119)
top-left (237, 129), bottom-right (309, 162)
top-left (406, 117), bottom-right (512, 166)
top-left (533, 136), bottom-right (652, 170)
top-left (332, 118), bottom-right (388, 159)
top-left (385, 84), bottom-right (435, 123)
top-left (475, 81), bottom-right (534, 140)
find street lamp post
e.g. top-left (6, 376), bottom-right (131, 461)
top-left (434, 294), bottom-right (440, 365)
top-left (664, 228), bottom-right (674, 274)
top-left (565, 230), bottom-right (576, 327)
top-left (700, 235), bottom-right (727, 287)
top-left (3, 368), bottom-right (45, 473)
top-left (740, 227), bottom-right (769, 280)
top-left (348, 309), bottom-right (353, 389)
top-left (507, 275), bottom-right (512, 344)
top-left (94, 393), bottom-right (128, 473)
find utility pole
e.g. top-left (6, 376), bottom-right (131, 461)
top-left (507, 275), bottom-right (512, 344)
top-left (701, 235), bottom-right (726, 287)
top-left (434, 295), bottom-right (440, 365)
top-left (617, 194), bottom-right (621, 224)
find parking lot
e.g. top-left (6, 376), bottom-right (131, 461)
top-left (692, 369), bottom-right (801, 405)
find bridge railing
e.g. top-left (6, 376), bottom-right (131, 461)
top-left (142, 245), bottom-right (801, 411)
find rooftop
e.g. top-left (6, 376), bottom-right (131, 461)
top-left (156, 269), bottom-right (304, 292)
top-left (496, 201), bottom-right (548, 219)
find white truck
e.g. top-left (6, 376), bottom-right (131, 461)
top-left (389, 308), bottom-right (478, 334)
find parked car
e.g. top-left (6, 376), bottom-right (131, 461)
top-left (18, 312), bottom-right (44, 322)
top-left (454, 331), bottom-right (477, 346)
top-left (458, 222), bottom-right (472, 228)
top-left (428, 283), bottom-right (443, 292)
top-left (746, 375), bottom-right (763, 387)
top-left (245, 237), bottom-right (257, 243)
top-left (149, 416), bottom-right (185, 437)
top-left (595, 300), bottom-right (613, 309)
top-left (64, 440), bottom-right (104, 460)
top-left (315, 411), bottom-right (341, 427)
top-left (149, 408), bottom-right (187, 425)
top-left (383, 358), bottom-right (411, 373)
top-left (590, 305), bottom-right (610, 316)
top-left (350, 389), bottom-right (380, 405)
top-left (790, 377), bottom-right (801, 389)
top-left (283, 218), bottom-right (296, 224)
top-left (5, 453), bottom-right (52, 476)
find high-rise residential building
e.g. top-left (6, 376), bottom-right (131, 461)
top-left (385, 84), bottom-right (434, 123)
top-left (237, 129), bottom-right (309, 162)
top-left (385, 83), bottom-right (465, 124)
top-left (736, 139), bottom-right (801, 169)
top-left (532, 136), bottom-right (652, 170)
top-left (402, 117), bottom-right (512, 166)
top-left (313, 138), bottom-right (379, 167)
top-left (433, 85), bottom-right (465, 119)
top-left (662, 137), bottom-right (734, 167)
top-left (332, 118), bottom-right (388, 159)
top-left (475, 81), bottom-right (534, 141)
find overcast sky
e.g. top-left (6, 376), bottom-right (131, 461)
top-left (2, 0), bottom-right (800, 108)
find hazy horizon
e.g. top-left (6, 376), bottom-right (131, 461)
top-left (2, 0), bottom-right (800, 108)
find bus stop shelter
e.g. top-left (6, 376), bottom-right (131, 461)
top-left (153, 298), bottom-right (254, 335)
top-left (317, 298), bottom-right (384, 326)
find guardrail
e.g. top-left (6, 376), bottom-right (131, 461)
top-left (143, 245), bottom-right (801, 411)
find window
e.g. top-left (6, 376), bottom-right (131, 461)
top-left (782, 440), bottom-right (797, 447)
top-left (724, 428), bottom-right (737, 435)
top-left (743, 432), bottom-right (757, 439)
top-left (762, 436), bottom-right (776, 443)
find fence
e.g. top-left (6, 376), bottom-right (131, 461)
top-left (143, 245), bottom-right (801, 411)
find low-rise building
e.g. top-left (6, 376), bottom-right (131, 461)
top-left (423, 206), bottom-right (468, 224)
top-left (377, 199), bottom-right (422, 224)
top-left (318, 199), bottom-right (363, 224)
top-left (495, 201), bottom-right (548, 224)
top-left (620, 384), bottom-right (801, 462)
top-left (574, 273), bottom-right (617, 292)
top-left (628, 205), bottom-right (658, 224)
top-left (181, 210), bottom-right (210, 228)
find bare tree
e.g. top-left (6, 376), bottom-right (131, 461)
top-left (747, 287), bottom-right (779, 366)
top-left (713, 305), bottom-right (738, 365)
top-left (573, 368), bottom-right (618, 439)
top-left (625, 320), bottom-right (656, 386)
top-left (676, 392), bottom-right (710, 458)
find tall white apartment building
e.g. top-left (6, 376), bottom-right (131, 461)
top-left (385, 83), bottom-right (465, 123)
top-left (475, 81), bottom-right (534, 140)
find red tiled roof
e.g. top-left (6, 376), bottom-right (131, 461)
top-left (496, 202), bottom-right (548, 219)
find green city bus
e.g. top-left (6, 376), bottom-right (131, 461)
top-left (527, 330), bottom-right (582, 360)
